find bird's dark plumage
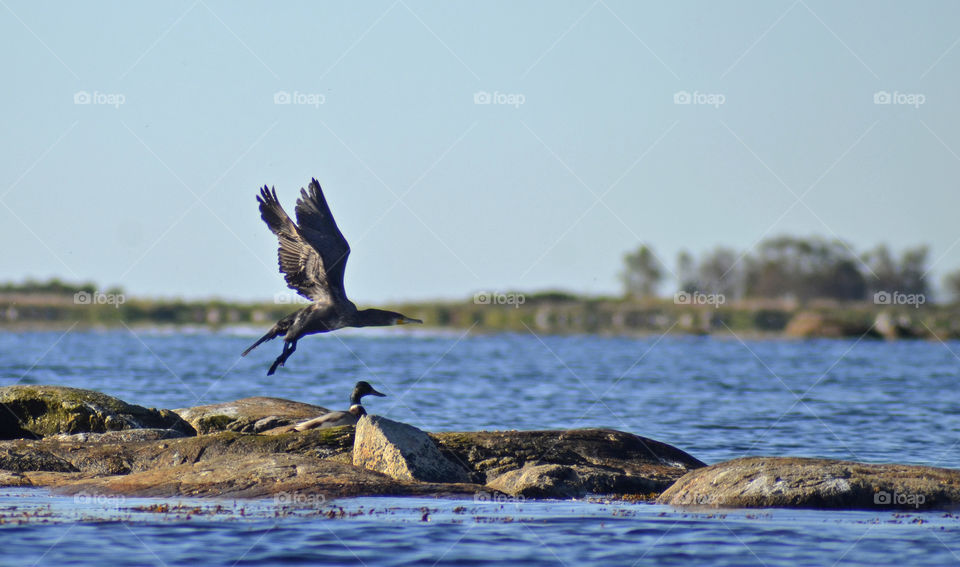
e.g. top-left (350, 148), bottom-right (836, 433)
top-left (244, 179), bottom-right (422, 374)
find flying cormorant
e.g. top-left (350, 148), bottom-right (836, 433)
top-left (242, 179), bottom-right (422, 374)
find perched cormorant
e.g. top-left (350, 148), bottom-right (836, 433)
top-left (242, 179), bottom-right (422, 374)
top-left (294, 381), bottom-right (386, 430)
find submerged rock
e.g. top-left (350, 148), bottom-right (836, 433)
top-left (0, 385), bottom-right (194, 439)
top-left (658, 457), bottom-right (960, 510)
top-left (353, 416), bottom-right (470, 484)
top-left (173, 397), bottom-right (329, 434)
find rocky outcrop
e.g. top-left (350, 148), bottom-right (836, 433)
top-left (0, 385), bottom-right (711, 503)
top-left (658, 457), bottom-right (960, 510)
top-left (55, 454), bottom-right (481, 500)
top-left (432, 428), bottom-right (705, 498)
top-left (0, 385), bottom-right (194, 439)
top-left (173, 397), bottom-right (329, 434)
top-left (784, 311), bottom-right (878, 339)
top-left (353, 416), bottom-right (470, 483)
top-left (0, 395), bottom-right (706, 501)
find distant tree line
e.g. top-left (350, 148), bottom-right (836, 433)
top-left (0, 278), bottom-right (124, 296)
top-left (620, 236), bottom-right (959, 303)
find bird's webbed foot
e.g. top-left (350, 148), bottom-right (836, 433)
top-left (266, 341), bottom-right (297, 375)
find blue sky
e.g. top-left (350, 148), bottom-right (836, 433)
top-left (1, 1), bottom-right (959, 303)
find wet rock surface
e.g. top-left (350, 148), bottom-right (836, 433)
top-left (658, 457), bottom-right (960, 510)
top-left (0, 385), bottom-right (194, 439)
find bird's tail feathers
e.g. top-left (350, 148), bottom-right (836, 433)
top-left (242, 328), bottom-right (279, 356)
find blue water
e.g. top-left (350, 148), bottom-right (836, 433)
top-left (2, 328), bottom-right (960, 566)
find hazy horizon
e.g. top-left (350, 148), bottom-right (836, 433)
top-left (2, 1), bottom-right (959, 303)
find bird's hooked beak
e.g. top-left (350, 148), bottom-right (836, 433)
top-left (395, 316), bottom-right (423, 325)
top-left (368, 385), bottom-right (386, 397)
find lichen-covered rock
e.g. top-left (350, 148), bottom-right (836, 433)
top-left (658, 457), bottom-right (960, 510)
top-left (0, 388), bottom-right (709, 502)
top-left (50, 428), bottom-right (188, 443)
top-left (0, 428), bottom-right (357, 481)
top-left (52, 453), bottom-right (482, 500)
top-left (173, 397), bottom-right (329, 434)
top-left (353, 416), bottom-right (470, 483)
top-left (486, 464), bottom-right (580, 498)
top-left (0, 385), bottom-right (195, 439)
top-left (486, 461), bottom-right (679, 499)
top-left (431, 428), bottom-right (705, 495)
top-left (0, 447), bottom-right (77, 473)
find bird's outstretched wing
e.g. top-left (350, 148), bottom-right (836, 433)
top-left (294, 179), bottom-right (351, 301)
top-left (256, 180), bottom-right (350, 303)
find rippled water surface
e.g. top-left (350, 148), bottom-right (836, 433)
top-left (1, 329), bottom-right (959, 566)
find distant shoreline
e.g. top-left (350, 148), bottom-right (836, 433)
top-left (0, 292), bottom-right (953, 340)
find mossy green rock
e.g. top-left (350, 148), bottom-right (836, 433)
top-left (0, 385), bottom-right (195, 439)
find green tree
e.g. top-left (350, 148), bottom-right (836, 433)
top-left (676, 250), bottom-right (698, 293)
top-left (621, 244), bottom-right (663, 299)
top-left (944, 269), bottom-right (960, 304)
top-left (698, 247), bottom-right (743, 299)
top-left (744, 236), bottom-right (866, 302)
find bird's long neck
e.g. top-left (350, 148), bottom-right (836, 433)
top-left (350, 389), bottom-right (362, 405)
top-left (352, 308), bottom-right (397, 328)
